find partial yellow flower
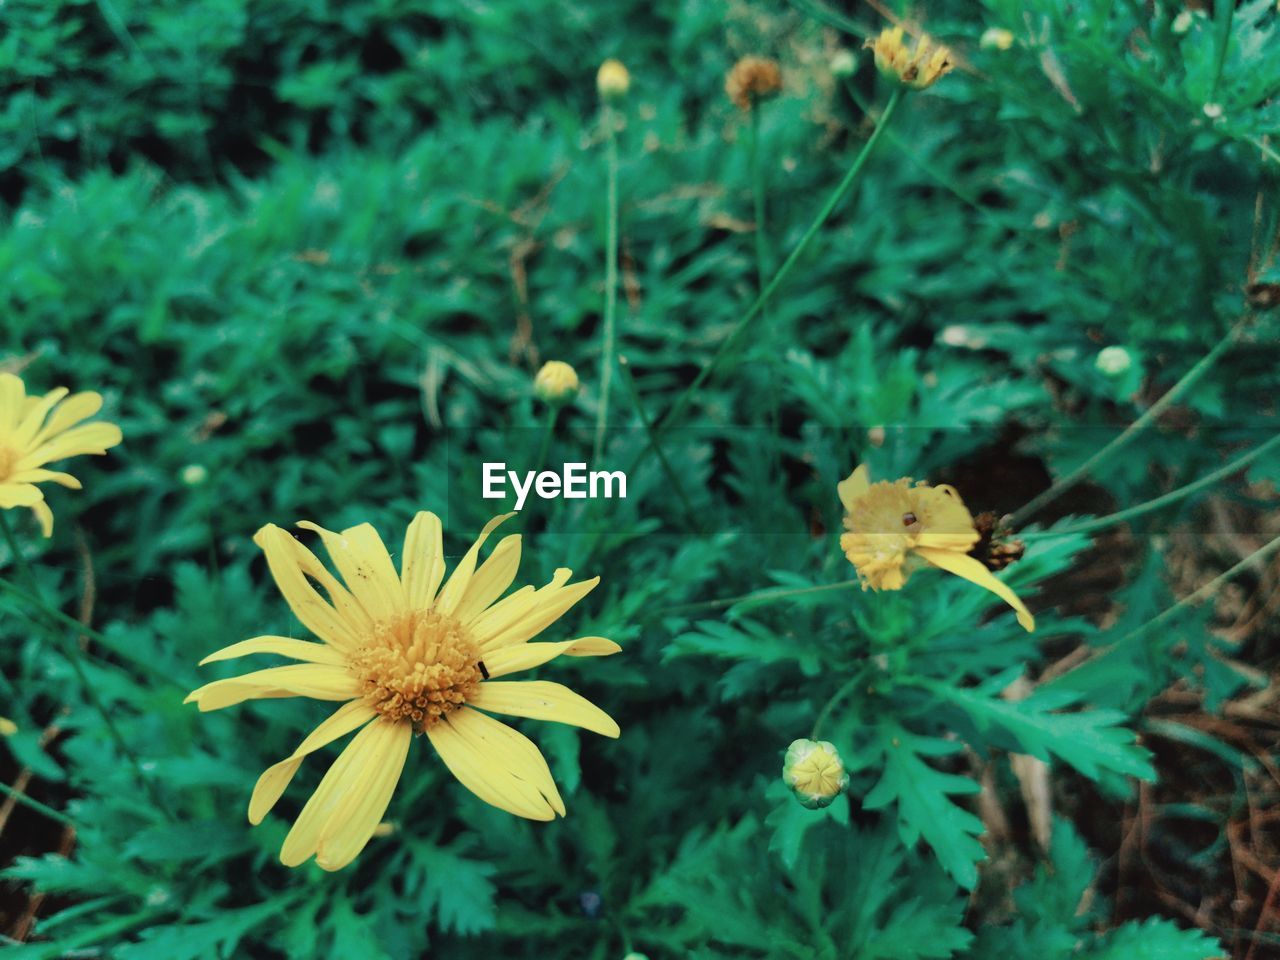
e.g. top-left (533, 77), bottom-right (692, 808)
top-left (0, 372), bottom-right (122, 537)
top-left (783, 739), bottom-right (848, 809)
top-left (186, 512), bottom-right (621, 871)
top-left (838, 465), bottom-right (1034, 631)
top-left (533, 360), bottom-right (580, 404)
top-left (597, 59), bottom-right (630, 99)
top-left (865, 26), bottom-right (954, 90)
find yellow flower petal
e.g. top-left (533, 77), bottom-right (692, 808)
top-left (315, 719), bottom-right (412, 871)
top-left (0, 374), bottom-right (26, 432)
top-left (446, 706), bottom-right (564, 816)
top-left (0, 483), bottom-right (43, 508)
top-left (434, 512), bottom-right (515, 615)
top-left (482, 637), bottom-right (621, 678)
top-left (915, 546), bottom-right (1036, 632)
top-left (30, 499), bottom-right (53, 538)
top-left (253, 524), bottom-right (369, 652)
top-left (452, 533), bottom-right (522, 623)
top-left (297, 521), bottom-right (405, 622)
top-left (249, 699), bottom-right (378, 825)
top-left (470, 680), bottom-right (620, 738)
top-left (280, 717), bottom-right (404, 867)
top-left (479, 571), bottom-right (600, 652)
top-left (837, 464), bottom-right (871, 513)
top-left (401, 511), bottom-right (445, 610)
top-left (198, 635), bottom-right (349, 667)
top-left (29, 391), bottom-right (103, 447)
top-left (10, 387), bottom-right (68, 448)
top-left (184, 664), bottom-right (359, 711)
top-left (16, 421), bottom-right (122, 471)
top-left (7, 469), bottom-right (81, 489)
top-left (426, 711), bottom-right (558, 820)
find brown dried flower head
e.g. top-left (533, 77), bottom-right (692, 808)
top-left (725, 56), bottom-right (783, 110)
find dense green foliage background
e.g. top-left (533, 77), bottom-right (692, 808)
top-left (2, 0), bottom-right (1278, 956)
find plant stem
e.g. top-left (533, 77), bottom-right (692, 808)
top-left (1010, 313), bottom-right (1252, 527)
top-left (0, 779), bottom-right (77, 827)
top-left (1024, 432), bottom-right (1280, 540)
top-left (749, 99), bottom-right (782, 467)
top-left (1120, 532), bottom-right (1280, 645)
top-left (594, 105), bottom-right (621, 463)
top-left (534, 404), bottom-right (560, 475)
top-left (628, 88), bottom-right (904, 475)
top-left (811, 674), bottom-right (863, 739)
top-left (616, 355), bottom-right (698, 527)
top-left (0, 513), bottom-right (171, 816)
top-left (663, 579), bottom-right (860, 616)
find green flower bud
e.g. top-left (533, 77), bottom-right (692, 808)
top-left (783, 739), bottom-right (848, 809)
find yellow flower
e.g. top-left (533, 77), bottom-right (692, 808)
top-left (865, 26), bottom-right (954, 90)
top-left (838, 465), bottom-right (1034, 631)
top-left (596, 59), bottom-right (630, 99)
top-left (980, 27), bottom-right (1015, 51)
top-left (186, 512), bottom-right (620, 871)
top-left (783, 739), bottom-right (848, 809)
top-left (0, 372), bottom-right (123, 537)
top-left (533, 360), bottom-right (580, 404)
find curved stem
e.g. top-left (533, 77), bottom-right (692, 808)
top-left (1011, 313), bottom-right (1251, 526)
top-left (594, 107), bottom-right (621, 463)
top-left (811, 674), bottom-right (863, 740)
top-left (629, 88), bottom-right (904, 475)
top-left (662, 579), bottom-right (859, 616)
top-left (1024, 432), bottom-right (1280, 540)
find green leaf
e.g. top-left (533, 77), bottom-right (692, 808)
top-left (1086, 916), bottom-right (1225, 959)
top-left (862, 727), bottom-right (986, 890)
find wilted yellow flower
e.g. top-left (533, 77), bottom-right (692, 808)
top-left (725, 56), bottom-right (783, 110)
top-left (980, 27), bottom-right (1015, 51)
top-left (0, 373), bottom-right (122, 537)
top-left (865, 26), bottom-right (954, 90)
top-left (533, 360), bottom-right (580, 404)
top-left (838, 465), bottom-right (1034, 631)
top-left (187, 512), bottom-right (621, 871)
top-left (597, 59), bottom-right (630, 99)
top-left (783, 739), bottom-right (848, 809)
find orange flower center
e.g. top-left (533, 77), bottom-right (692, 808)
top-left (349, 609), bottom-right (483, 731)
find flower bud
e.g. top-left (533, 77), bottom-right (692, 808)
top-left (980, 28), bottom-right (1015, 51)
top-left (830, 49), bottom-right (857, 78)
top-left (533, 361), bottom-right (580, 404)
top-left (1095, 345), bottom-right (1133, 377)
top-left (181, 464), bottom-right (209, 487)
top-left (0, 716), bottom-right (16, 737)
top-left (865, 26), bottom-right (954, 90)
top-left (782, 739), bottom-right (848, 809)
top-left (597, 59), bottom-right (630, 100)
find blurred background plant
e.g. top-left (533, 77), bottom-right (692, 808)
top-left (2, 0), bottom-right (1279, 956)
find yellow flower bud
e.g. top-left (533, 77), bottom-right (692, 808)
top-left (597, 59), bottom-right (630, 100)
top-left (783, 739), bottom-right (848, 809)
top-left (865, 26), bottom-right (954, 90)
top-left (533, 360), bottom-right (580, 404)
top-left (1095, 345), bottom-right (1133, 377)
top-left (0, 716), bottom-right (17, 737)
top-left (980, 28), bottom-right (1015, 51)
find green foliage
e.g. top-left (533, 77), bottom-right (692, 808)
top-left (1, 0), bottom-right (1268, 955)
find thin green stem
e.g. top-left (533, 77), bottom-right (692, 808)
top-left (1120, 532), bottom-right (1280, 645)
top-left (628, 88), bottom-right (904, 476)
top-left (1011, 314), bottom-right (1252, 527)
top-left (663, 579), bottom-right (860, 616)
top-left (594, 106), bottom-right (621, 463)
top-left (0, 513), bottom-right (171, 817)
top-left (0, 779), bottom-right (77, 827)
top-left (811, 674), bottom-right (863, 740)
top-left (1025, 432), bottom-right (1280, 540)
top-left (749, 100), bottom-right (781, 467)
top-left (534, 404), bottom-right (559, 475)
top-left (617, 356), bottom-right (698, 527)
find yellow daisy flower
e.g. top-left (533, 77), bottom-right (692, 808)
top-left (186, 512), bottom-right (621, 871)
top-left (865, 26), bottom-right (954, 90)
top-left (838, 465), bottom-right (1034, 632)
top-left (0, 372), bottom-right (123, 537)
